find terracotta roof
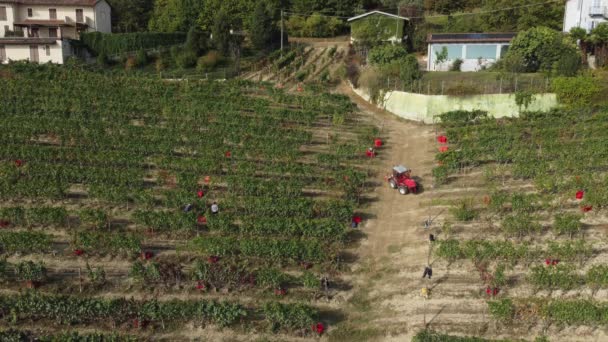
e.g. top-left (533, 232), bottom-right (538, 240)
top-left (0, 0), bottom-right (99, 5)
top-left (13, 19), bottom-right (75, 26)
top-left (427, 33), bottom-right (516, 43)
top-left (0, 37), bottom-right (57, 44)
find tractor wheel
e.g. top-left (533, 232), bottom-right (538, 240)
top-left (389, 179), bottom-right (397, 189)
top-left (398, 187), bottom-right (408, 195)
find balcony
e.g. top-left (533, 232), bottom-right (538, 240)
top-left (589, 6), bottom-right (608, 18)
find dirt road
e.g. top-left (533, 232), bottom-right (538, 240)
top-left (335, 83), bottom-right (491, 341)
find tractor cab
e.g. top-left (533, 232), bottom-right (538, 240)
top-left (388, 165), bottom-right (418, 195)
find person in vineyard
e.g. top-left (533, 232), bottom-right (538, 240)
top-left (429, 234), bottom-right (435, 243)
top-left (211, 201), bottom-right (219, 215)
top-left (366, 147), bottom-right (375, 158)
top-left (423, 266), bottom-right (433, 279)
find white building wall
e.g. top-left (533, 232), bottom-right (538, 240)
top-left (94, 1), bottom-right (111, 33)
top-left (564, 0), bottom-right (608, 32)
top-left (3, 42), bottom-right (65, 64)
top-left (16, 5), bottom-right (96, 28)
top-left (0, 4), bottom-right (16, 37)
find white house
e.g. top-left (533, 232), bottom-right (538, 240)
top-left (347, 10), bottom-right (410, 44)
top-left (564, 0), bottom-right (608, 32)
top-left (427, 33), bottom-right (516, 72)
top-left (0, 0), bottom-right (111, 64)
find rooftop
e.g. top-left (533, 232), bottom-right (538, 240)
top-left (427, 33), bottom-right (517, 43)
top-left (0, 0), bottom-right (99, 5)
top-left (348, 10), bottom-right (410, 22)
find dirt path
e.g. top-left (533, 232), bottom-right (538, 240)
top-left (334, 83), bottom-right (492, 341)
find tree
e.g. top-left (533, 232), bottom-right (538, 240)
top-left (185, 26), bottom-right (208, 56)
top-left (108, 0), bottom-right (154, 32)
top-left (148, 0), bottom-right (204, 32)
top-left (506, 26), bottom-right (579, 73)
top-left (212, 8), bottom-right (237, 55)
top-left (249, 2), bottom-right (280, 51)
top-left (368, 44), bottom-right (408, 65)
top-left (434, 46), bottom-right (448, 70)
top-left (479, 0), bottom-right (564, 32)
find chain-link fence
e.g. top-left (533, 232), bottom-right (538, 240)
top-left (381, 76), bottom-right (552, 95)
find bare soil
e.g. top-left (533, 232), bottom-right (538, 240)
top-left (332, 82), bottom-right (608, 342)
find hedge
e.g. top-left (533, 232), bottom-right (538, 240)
top-left (81, 32), bottom-right (186, 56)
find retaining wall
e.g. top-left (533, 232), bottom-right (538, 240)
top-left (352, 86), bottom-right (558, 124)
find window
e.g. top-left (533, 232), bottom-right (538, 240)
top-left (466, 45), bottom-right (498, 60)
top-left (49, 27), bottom-right (57, 38)
top-left (30, 27), bottom-right (39, 37)
top-left (0, 45), bottom-right (5, 62)
top-left (0, 6), bottom-right (6, 21)
top-left (27, 8), bottom-right (33, 17)
top-left (433, 44), bottom-right (463, 60)
top-left (45, 45), bottom-right (50, 56)
top-left (75, 9), bottom-right (83, 23)
top-left (49, 8), bottom-right (56, 20)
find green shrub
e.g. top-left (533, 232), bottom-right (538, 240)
top-left (449, 58), bottom-right (463, 72)
top-left (196, 50), bottom-right (222, 72)
top-left (450, 199), bottom-right (477, 221)
top-left (436, 239), bottom-right (462, 262)
top-left (14, 261), bottom-right (46, 282)
top-left (175, 51), bottom-right (197, 69)
top-left (301, 271), bottom-right (321, 289)
top-left (81, 32), bottom-right (186, 56)
top-left (529, 264), bottom-right (581, 290)
top-left (551, 76), bottom-right (602, 108)
top-left (501, 214), bottom-right (542, 238)
top-left (554, 213), bottom-right (582, 237)
top-left (135, 49), bottom-right (148, 67)
top-left (368, 44), bottom-right (408, 65)
top-left (488, 298), bottom-right (514, 321)
top-left (295, 70), bottom-right (307, 82)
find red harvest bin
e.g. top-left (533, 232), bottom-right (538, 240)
top-left (225, 151), bottom-right (232, 158)
top-left (582, 205), bottom-right (593, 213)
top-left (197, 216), bottom-right (207, 224)
top-left (576, 190), bottom-right (584, 200)
top-left (374, 139), bottom-right (383, 148)
top-left (437, 136), bottom-right (448, 144)
top-left (439, 146), bottom-right (449, 153)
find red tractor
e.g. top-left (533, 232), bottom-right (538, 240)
top-left (388, 165), bottom-right (418, 195)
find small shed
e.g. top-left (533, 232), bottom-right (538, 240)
top-left (348, 11), bottom-right (410, 44)
top-left (427, 33), bottom-right (516, 72)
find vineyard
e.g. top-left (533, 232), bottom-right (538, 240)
top-left (428, 107), bottom-right (608, 339)
top-left (0, 63), bottom-right (378, 339)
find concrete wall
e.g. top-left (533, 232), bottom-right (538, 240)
top-left (352, 85), bottom-right (558, 124)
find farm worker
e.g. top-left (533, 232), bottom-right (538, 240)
top-left (552, 259), bottom-right (559, 266)
top-left (429, 234), bottom-right (435, 243)
top-left (422, 266), bottom-right (433, 279)
top-left (420, 287), bottom-right (430, 299)
top-left (493, 287), bottom-right (500, 296)
top-left (351, 215), bottom-right (362, 228)
top-left (211, 201), bottom-right (219, 215)
top-left (366, 147), bottom-right (375, 158)
top-left (183, 203), bottom-right (193, 212)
